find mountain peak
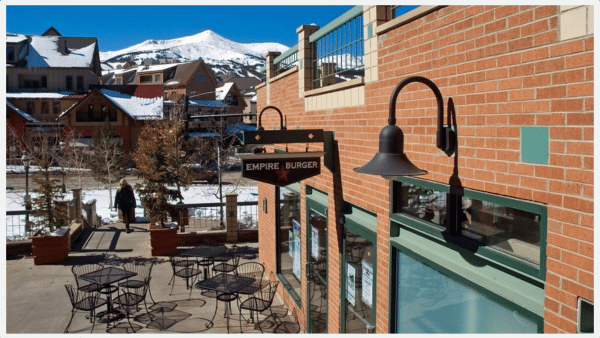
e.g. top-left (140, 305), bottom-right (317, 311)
top-left (100, 29), bottom-right (290, 79)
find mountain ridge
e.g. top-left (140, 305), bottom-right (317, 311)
top-left (100, 30), bottom-right (289, 79)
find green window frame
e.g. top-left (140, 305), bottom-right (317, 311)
top-left (390, 176), bottom-right (547, 282)
top-left (275, 183), bottom-right (303, 307)
top-left (340, 202), bottom-right (377, 333)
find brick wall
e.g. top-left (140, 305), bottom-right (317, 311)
top-left (257, 5), bottom-right (593, 333)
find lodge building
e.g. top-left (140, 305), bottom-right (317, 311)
top-left (253, 5), bottom-right (593, 333)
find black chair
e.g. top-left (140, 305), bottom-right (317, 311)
top-left (236, 262), bottom-right (265, 296)
top-left (64, 285), bottom-right (107, 333)
top-left (120, 261), bottom-right (155, 305)
top-left (169, 257), bottom-right (202, 300)
top-left (213, 249), bottom-right (241, 274)
top-left (72, 264), bottom-right (104, 293)
top-left (113, 277), bottom-right (152, 333)
top-left (238, 280), bottom-right (280, 333)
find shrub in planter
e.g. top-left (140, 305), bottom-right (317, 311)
top-left (134, 119), bottom-right (193, 256)
top-left (28, 151), bottom-right (71, 265)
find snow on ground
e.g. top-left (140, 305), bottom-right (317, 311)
top-left (6, 183), bottom-right (257, 240)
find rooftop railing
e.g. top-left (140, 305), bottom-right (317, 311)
top-left (311, 6), bottom-right (364, 90)
top-left (273, 45), bottom-right (299, 77)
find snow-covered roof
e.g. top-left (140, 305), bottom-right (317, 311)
top-left (26, 35), bottom-right (96, 68)
top-left (6, 92), bottom-right (72, 99)
top-left (251, 95), bottom-right (257, 103)
top-left (6, 33), bottom-right (27, 44)
top-left (164, 100), bottom-right (229, 108)
top-left (136, 63), bottom-right (177, 74)
top-left (164, 80), bottom-right (180, 86)
top-left (7, 101), bottom-right (39, 122)
top-left (100, 89), bottom-right (163, 120)
top-left (216, 82), bottom-right (234, 101)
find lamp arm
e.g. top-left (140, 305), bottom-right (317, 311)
top-left (256, 106), bottom-right (286, 131)
top-left (388, 76), bottom-right (446, 151)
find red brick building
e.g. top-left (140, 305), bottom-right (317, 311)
top-left (255, 5), bottom-right (593, 334)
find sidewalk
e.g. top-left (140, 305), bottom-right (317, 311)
top-left (5, 221), bottom-right (296, 334)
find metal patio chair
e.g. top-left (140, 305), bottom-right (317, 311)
top-left (113, 277), bottom-right (152, 333)
top-left (120, 260), bottom-right (155, 305)
top-left (169, 256), bottom-right (202, 300)
top-left (238, 279), bottom-right (280, 333)
top-left (64, 284), bottom-right (107, 333)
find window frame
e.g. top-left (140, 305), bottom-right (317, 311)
top-left (275, 183), bottom-right (303, 307)
top-left (66, 76), bottom-right (73, 91)
top-left (390, 176), bottom-right (547, 282)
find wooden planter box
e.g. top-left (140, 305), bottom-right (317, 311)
top-left (31, 228), bottom-right (70, 265)
top-left (147, 225), bottom-right (178, 256)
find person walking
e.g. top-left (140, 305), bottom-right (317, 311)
top-left (114, 179), bottom-right (136, 233)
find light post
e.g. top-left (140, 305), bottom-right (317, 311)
top-left (21, 153), bottom-right (32, 211)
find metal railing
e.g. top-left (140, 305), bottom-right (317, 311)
top-left (6, 210), bottom-right (32, 241)
top-left (311, 6), bottom-right (364, 89)
top-left (172, 201), bottom-right (258, 232)
top-left (274, 45), bottom-right (299, 76)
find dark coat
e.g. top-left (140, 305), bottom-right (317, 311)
top-left (114, 185), bottom-right (136, 210)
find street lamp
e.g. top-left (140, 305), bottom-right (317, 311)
top-left (354, 76), bottom-right (456, 180)
top-left (21, 153), bottom-right (31, 210)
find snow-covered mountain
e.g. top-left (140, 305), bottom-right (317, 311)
top-left (100, 30), bottom-right (289, 79)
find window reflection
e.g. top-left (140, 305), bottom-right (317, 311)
top-left (344, 229), bottom-right (374, 333)
top-left (460, 197), bottom-right (541, 264)
top-left (400, 183), bottom-right (446, 227)
top-left (277, 187), bottom-right (301, 300)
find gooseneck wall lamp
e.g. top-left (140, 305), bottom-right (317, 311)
top-left (354, 76), bottom-right (456, 180)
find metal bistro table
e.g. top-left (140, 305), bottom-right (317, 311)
top-left (195, 273), bottom-right (255, 333)
top-left (182, 245), bottom-right (228, 280)
top-left (79, 266), bottom-right (137, 327)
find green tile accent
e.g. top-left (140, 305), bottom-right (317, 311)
top-left (521, 127), bottom-right (548, 164)
top-left (368, 23), bottom-right (373, 39)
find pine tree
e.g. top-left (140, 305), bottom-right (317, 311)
top-left (133, 118), bottom-right (192, 227)
top-left (89, 119), bottom-right (125, 208)
top-left (29, 147), bottom-right (69, 234)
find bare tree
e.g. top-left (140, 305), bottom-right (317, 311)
top-left (89, 119), bottom-right (126, 208)
top-left (56, 127), bottom-right (91, 190)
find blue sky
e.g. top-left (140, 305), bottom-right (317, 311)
top-left (7, 5), bottom-right (356, 52)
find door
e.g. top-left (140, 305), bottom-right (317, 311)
top-left (307, 208), bottom-right (327, 333)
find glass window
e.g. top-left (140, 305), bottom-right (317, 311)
top-left (154, 74), bottom-right (160, 82)
top-left (66, 76), bottom-right (73, 91)
top-left (398, 182), bottom-right (446, 227)
top-left (53, 102), bottom-right (60, 115)
top-left (460, 197), bottom-right (541, 265)
top-left (7, 47), bottom-right (15, 62)
top-left (344, 229), bottom-right (374, 333)
top-left (116, 77), bottom-right (122, 85)
top-left (41, 101), bottom-right (49, 115)
top-left (197, 74), bottom-right (205, 82)
top-left (395, 250), bottom-right (539, 333)
top-left (277, 186), bottom-right (302, 303)
top-left (41, 76), bottom-right (47, 88)
top-left (26, 101), bottom-right (35, 115)
top-left (76, 76), bottom-right (84, 92)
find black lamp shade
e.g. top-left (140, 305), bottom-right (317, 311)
top-left (354, 124), bottom-right (426, 179)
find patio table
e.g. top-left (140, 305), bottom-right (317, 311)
top-left (79, 266), bottom-right (137, 327)
top-left (182, 245), bottom-right (228, 279)
top-left (195, 273), bottom-right (255, 333)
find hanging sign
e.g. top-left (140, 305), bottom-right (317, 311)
top-left (239, 152), bottom-right (323, 186)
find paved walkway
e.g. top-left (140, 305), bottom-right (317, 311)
top-left (6, 221), bottom-right (297, 334)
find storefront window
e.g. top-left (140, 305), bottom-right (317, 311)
top-left (395, 250), bottom-right (539, 333)
top-left (398, 182), bottom-right (446, 227)
top-left (460, 197), bottom-right (541, 265)
top-left (344, 229), bottom-right (374, 333)
top-left (277, 186), bottom-right (302, 304)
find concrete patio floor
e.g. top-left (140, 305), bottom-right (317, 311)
top-left (5, 222), bottom-right (299, 334)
